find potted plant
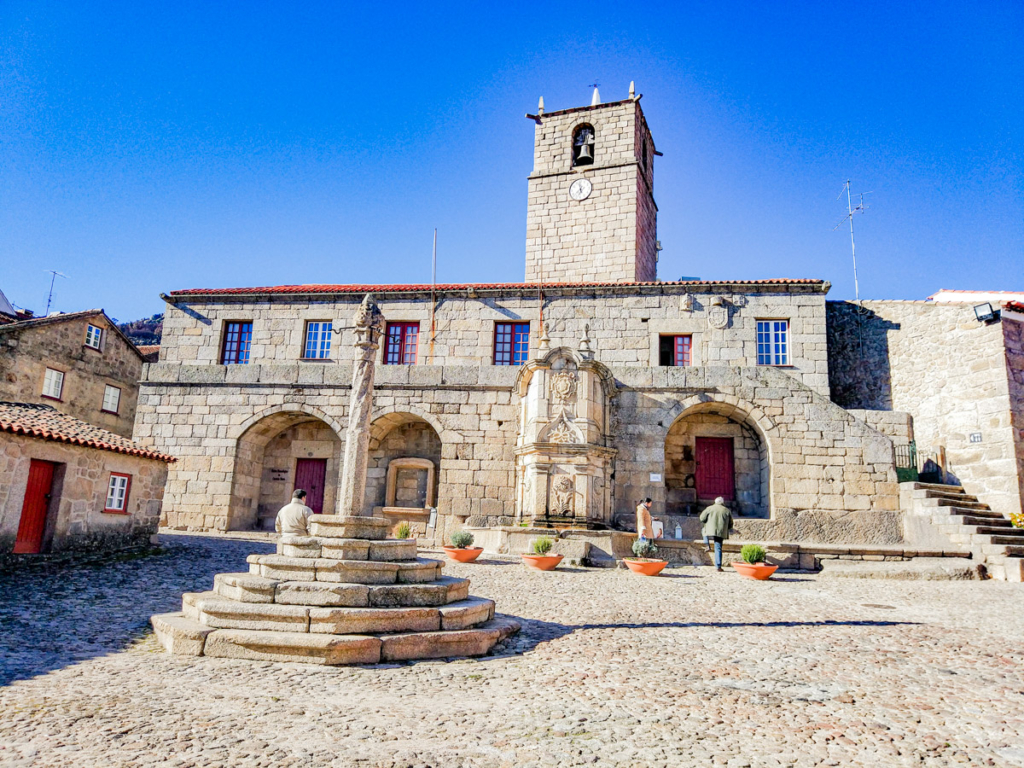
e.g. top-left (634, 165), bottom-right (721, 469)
top-left (393, 521), bottom-right (413, 540)
top-left (443, 530), bottom-right (484, 563)
top-left (521, 536), bottom-right (563, 571)
top-left (623, 538), bottom-right (668, 576)
top-left (730, 544), bottom-right (778, 580)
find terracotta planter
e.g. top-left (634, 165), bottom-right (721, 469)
top-left (443, 546), bottom-right (484, 563)
top-left (521, 553), bottom-right (563, 571)
top-left (624, 558), bottom-right (668, 576)
top-left (731, 561), bottom-right (778, 580)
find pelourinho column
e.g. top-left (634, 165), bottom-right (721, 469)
top-left (338, 294), bottom-right (386, 516)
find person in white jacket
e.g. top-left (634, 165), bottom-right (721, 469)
top-left (275, 489), bottom-right (314, 536)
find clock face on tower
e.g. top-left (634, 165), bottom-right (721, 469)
top-left (569, 178), bottom-right (593, 201)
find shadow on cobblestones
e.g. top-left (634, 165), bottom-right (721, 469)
top-left (0, 535), bottom-right (273, 687)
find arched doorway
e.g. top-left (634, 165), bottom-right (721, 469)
top-left (664, 403), bottom-right (769, 518)
top-left (229, 409), bottom-right (343, 530)
top-left (367, 412), bottom-right (442, 530)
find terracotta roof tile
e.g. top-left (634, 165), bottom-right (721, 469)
top-left (169, 279), bottom-right (825, 297)
top-left (0, 402), bottom-right (175, 462)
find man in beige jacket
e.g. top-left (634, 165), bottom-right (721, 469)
top-left (275, 489), bottom-right (314, 536)
top-left (635, 497), bottom-right (655, 540)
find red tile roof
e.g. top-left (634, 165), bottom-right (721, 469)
top-left (169, 279), bottom-right (826, 297)
top-left (1005, 301), bottom-right (1024, 314)
top-left (0, 402), bottom-right (175, 462)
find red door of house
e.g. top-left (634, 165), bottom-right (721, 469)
top-left (14, 460), bottom-right (57, 554)
top-left (294, 459), bottom-right (328, 515)
top-left (695, 437), bottom-right (735, 501)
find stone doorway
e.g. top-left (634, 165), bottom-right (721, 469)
top-left (228, 411), bottom-right (342, 531)
top-left (367, 413), bottom-right (442, 532)
top-left (665, 405), bottom-right (768, 517)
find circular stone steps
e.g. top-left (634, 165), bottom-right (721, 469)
top-left (151, 516), bottom-right (519, 665)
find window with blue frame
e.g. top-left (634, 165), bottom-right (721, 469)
top-left (493, 322), bottom-right (530, 365)
top-left (303, 321), bottom-right (333, 359)
top-left (756, 320), bottom-right (789, 366)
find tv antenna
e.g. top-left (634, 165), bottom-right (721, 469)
top-left (833, 181), bottom-right (871, 302)
top-left (44, 270), bottom-right (69, 315)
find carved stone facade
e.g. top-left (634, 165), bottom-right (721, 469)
top-left (513, 346), bottom-right (617, 528)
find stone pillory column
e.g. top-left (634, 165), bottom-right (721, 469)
top-left (339, 294), bottom-right (386, 516)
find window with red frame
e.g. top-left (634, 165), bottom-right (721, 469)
top-left (493, 322), bottom-right (530, 365)
top-left (658, 335), bottom-right (692, 367)
top-left (104, 473), bottom-right (132, 513)
top-left (384, 322), bottom-right (419, 365)
top-left (221, 321), bottom-right (252, 364)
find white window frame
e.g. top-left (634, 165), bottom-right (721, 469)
top-left (303, 321), bottom-right (333, 360)
top-left (756, 319), bottom-right (789, 366)
top-left (85, 324), bottom-right (103, 350)
top-left (102, 384), bottom-right (121, 414)
top-left (42, 368), bottom-right (64, 400)
top-left (104, 473), bottom-right (131, 513)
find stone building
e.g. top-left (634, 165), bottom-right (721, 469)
top-left (131, 86), bottom-right (1023, 578)
top-left (0, 309), bottom-right (145, 438)
top-left (0, 401), bottom-right (173, 557)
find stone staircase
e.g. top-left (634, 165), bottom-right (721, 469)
top-left (907, 483), bottom-right (1024, 582)
top-left (152, 515), bottom-right (519, 664)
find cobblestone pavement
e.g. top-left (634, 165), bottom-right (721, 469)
top-left (2, 536), bottom-right (1024, 767)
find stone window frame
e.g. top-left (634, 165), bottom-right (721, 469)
top-left (756, 319), bottom-right (790, 366)
top-left (383, 322), bottom-right (419, 365)
top-left (41, 366), bottom-right (65, 401)
top-left (647, 320), bottom-right (703, 367)
top-left (658, 334), bottom-right (692, 367)
top-left (103, 472), bottom-right (132, 514)
top-left (301, 320), bottom-right (334, 361)
top-left (84, 323), bottom-right (103, 350)
top-left (220, 320), bottom-right (253, 365)
top-left (101, 384), bottom-right (121, 415)
top-left (493, 321), bottom-right (531, 366)
top-left (384, 457), bottom-right (436, 510)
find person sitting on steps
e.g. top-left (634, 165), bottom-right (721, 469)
top-left (275, 489), bottom-right (314, 537)
top-left (700, 496), bottom-right (733, 572)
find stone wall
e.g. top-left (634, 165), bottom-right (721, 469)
top-left (159, 283), bottom-right (830, 395)
top-left (1002, 309), bottom-right (1024, 510)
top-left (257, 420), bottom-right (341, 528)
top-left (0, 314), bottom-right (142, 438)
top-left (0, 434), bottom-right (166, 554)
top-left (828, 301), bottom-right (1023, 515)
top-left (525, 99), bottom-right (657, 283)
top-left (366, 418), bottom-right (442, 514)
top-left (136, 361), bottom-right (900, 545)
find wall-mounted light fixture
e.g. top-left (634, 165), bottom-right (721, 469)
top-left (973, 302), bottom-right (1000, 324)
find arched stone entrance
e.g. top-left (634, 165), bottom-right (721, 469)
top-left (664, 402), bottom-right (769, 518)
top-left (367, 412), bottom-right (442, 531)
top-left (228, 409), bottom-right (343, 530)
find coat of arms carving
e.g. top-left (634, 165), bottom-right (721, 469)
top-left (551, 475), bottom-right (575, 516)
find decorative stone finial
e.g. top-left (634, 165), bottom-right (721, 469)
top-left (578, 323), bottom-right (593, 358)
top-left (537, 325), bottom-right (551, 356)
top-left (591, 87), bottom-right (601, 106)
top-left (629, 81), bottom-right (635, 99)
top-left (538, 96), bottom-right (544, 116)
top-left (680, 294), bottom-right (694, 313)
top-left (353, 293), bottom-right (385, 347)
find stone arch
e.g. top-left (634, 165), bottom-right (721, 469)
top-left (228, 407), bottom-right (343, 530)
top-left (366, 411), bottom-right (443, 527)
top-left (663, 395), bottom-right (776, 518)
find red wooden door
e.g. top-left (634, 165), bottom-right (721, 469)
top-left (695, 437), bottom-right (735, 500)
top-left (14, 460), bottom-right (57, 554)
top-left (294, 459), bottom-right (327, 515)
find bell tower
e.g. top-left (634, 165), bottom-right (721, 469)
top-left (525, 84), bottom-right (658, 284)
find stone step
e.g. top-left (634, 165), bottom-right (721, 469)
top-left (307, 515), bottom-right (390, 541)
top-left (214, 573), bottom-right (278, 603)
top-left (309, 597), bottom-right (495, 635)
top-left (198, 616), bottom-right (520, 665)
top-left (939, 515), bottom-right (1013, 528)
top-left (912, 488), bottom-right (969, 501)
top-left (981, 544), bottom-right (1024, 557)
top-left (920, 498), bottom-right (991, 511)
top-left (974, 526), bottom-right (1024, 537)
top-left (247, 554), bottom-right (442, 584)
top-left (933, 507), bottom-right (1007, 520)
top-left (987, 535), bottom-right (1024, 546)
top-left (151, 612), bottom-right (215, 656)
top-left (910, 482), bottom-right (965, 494)
top-left (985, 556), bottom-right (1024, 582)
top-left (277, 536), bottom-right (418, 562)
top-left (187, 588), bottom-right (489, 633)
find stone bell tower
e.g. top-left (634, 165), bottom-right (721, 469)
top-left (525, 83), bottom-right (658, 284)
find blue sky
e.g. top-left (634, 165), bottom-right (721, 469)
top-left (1, 1), bottom-right (1021, 321)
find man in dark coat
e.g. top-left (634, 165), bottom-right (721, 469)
top-left (699, 496), bottom-right (733, 572)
